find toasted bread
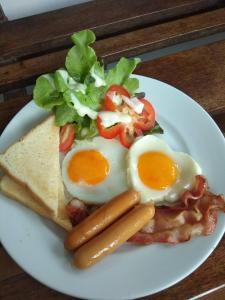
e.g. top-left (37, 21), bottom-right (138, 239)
top-left (0, 175), bottom-right (72, 231)
top-left (0, 116), bottom-right (60, 216)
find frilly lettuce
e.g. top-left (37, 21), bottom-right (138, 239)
top-left (65, 29), bottom-right (97, 82)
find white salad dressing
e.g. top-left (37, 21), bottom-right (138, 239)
top-left (122, 95), bottom-right (144, 114)
top-left (90, 69), bottom-right (106, 88)
top-left (56, 69), bottom-right (86, 93)
top-left (71, 94), bottom-right (98, 120)
top-left (98, 111), bottom-right (132, 128)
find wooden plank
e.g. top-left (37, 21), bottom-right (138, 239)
top-left (0, 95), bottom-right (31, 134)
top-left (99, 8), bottom-right (225, 61)
top-left (0, 0), bottom-right (222, 64)
top-left (149, 237), bottom-right (225, 300)
top-left (1, 8), bottom-right (225, 93)
top-left (213, 113), bottom-right (225, 133)
top-left (0, 237), bottom-right (224, 300)
top-left (201, 287), bottom-right (225, 300)
top-left (0, 247), bottom-right (23, 281)
top-left (136, 39), bottom-right (225, 116)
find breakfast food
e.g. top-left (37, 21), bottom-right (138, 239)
top-left (0, 175), bottom-right (72, 231)
top-left (0, 116), bottom-right (61, 216)
top-left (62, 137), bottom-right (128, 203)
top-left (74, 203), bottom-right (155, 269)
top-left (0, 29), bottom-right (224, 270)
top-left (128, 135), bottom-right (202, 204)
top-left (0, 116), bottom-right (71, 230)
top-left (65, 190), bottom-right (140, 250)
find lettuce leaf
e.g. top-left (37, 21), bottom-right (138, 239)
top-left (89, 61), bottom-right (106, 87)
top-left (54, 103), bottom-right (82, 126)
top-left (33, 74), bottom-right (63, 110)
top-left (106, 57), bottom-right (141, 88)
top-left (75, 117), bottom-right (98, 140)
top-left (123, 77), bottom-right (139, 95)
top-left (65, 29), bottom-right (97, 82)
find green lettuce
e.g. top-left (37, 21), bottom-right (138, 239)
top-left (75, 117), bottom-right (98, 140)
top-left (89, 61), bottom-right (106, 87)
top-left (65, 29), bottom-right (97, 82)
top-left (33, 74), bottom-right (63, 110)
top-left (123, 77), bottom-right (139, 95)
top-left (106, 57), bottom-right (140, 89)
top-left (54, 103), bottom-right (82, 126)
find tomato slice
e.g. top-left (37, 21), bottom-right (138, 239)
top-left (96, 116), bottom-right (122, 139)
top-left (104, 85), bottom-right (130, 111)
top-left (59, 124), bottom-right (75, 152)
top-left (99, 85), bottom-right (156, 148)
top-left (119, 127), bottom-right (134, 148)
top-left (134, 99), bottom-right (155, 131)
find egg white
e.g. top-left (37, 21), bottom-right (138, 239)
top-left (127, 135), bottom-right (202, 205)
top-left (62, 137), bottom-right (128, 204)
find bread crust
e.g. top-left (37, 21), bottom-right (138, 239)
top-left (0, 115), bottom-right (60, 216)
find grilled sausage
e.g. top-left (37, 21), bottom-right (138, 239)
top-left (65, 190), bottom-right (140, 250)
top-left (74, 204), bottom-right (155, 269)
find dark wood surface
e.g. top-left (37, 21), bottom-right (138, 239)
top-left (0, 0), bottom-right (223, 64)
top-left (1, 7), bottom-right (225, 92)
top-left (0, 1), bottom-right (225, 299)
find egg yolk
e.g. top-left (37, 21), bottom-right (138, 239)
top-left (138, 151), bottom-right (178, 190)
top-left (68, 150), bottom-right (109, 185)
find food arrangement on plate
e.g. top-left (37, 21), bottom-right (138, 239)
top-left (0, 29), bottom-right (224, 269)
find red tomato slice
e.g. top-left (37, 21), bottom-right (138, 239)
top-left (59, 124), bottom-right (75, 152)
top-left (134, 99), bottom-right (155, 131)
top-left (104, 85), bottom-right (130, 111)
top-left (96, 116), bottom-right (122, 139)
top-left (99, 85), bottom-right (156, 148)
top-left (119, 127), bottom-right (134, 148)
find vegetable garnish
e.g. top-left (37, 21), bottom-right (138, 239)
top-left (33, 29), bottom-right (163, 150)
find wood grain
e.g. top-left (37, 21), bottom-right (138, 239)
top-left (0, 247), bottom-right (23, 281)
top-left (136, 40), bottom-right (225, 116)
top-left (1, 38), bottom-right (225, 115)
top-left (0, 0), bottom-right (222, 64)
top-left (0, 95), bottom-right (31, 133)
top-left (97, 8), bottom-right (225, 62)
top-left (1, 8), bottom-right (225, 93)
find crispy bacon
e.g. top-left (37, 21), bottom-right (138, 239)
top-left (128, 176), bottom-right (225, 245)
top-left (66, 199), bottom-right (99, 226)
top-left (66, 199), bottom-right (89, 226)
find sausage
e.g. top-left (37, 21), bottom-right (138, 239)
top-left (64, 190), bottom-right (140, 250)
top-left (74, 204), bottom-right (155, 269)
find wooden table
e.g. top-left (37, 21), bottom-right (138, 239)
top-left (0, 1), bottom-right (225, 299)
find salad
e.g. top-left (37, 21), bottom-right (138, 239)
top-left (34, 29), bottom-right (163, 151)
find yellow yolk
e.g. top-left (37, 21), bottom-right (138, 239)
top-left (138, 151), bottom-right (178, 190)
top-left (68, 150), bottom-right (109, 185)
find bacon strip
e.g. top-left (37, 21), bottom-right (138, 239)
top-left (66, 199), bottom-right (99, 226)
top-left (128, 176), bottom-right (225, 245)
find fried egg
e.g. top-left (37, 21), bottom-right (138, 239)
top-left (127, 135), bottom-right (202, 204)
top-left (62, 137), bottom-right (128, 204)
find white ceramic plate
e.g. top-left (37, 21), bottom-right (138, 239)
top-left (0, 75), bottom-right (225, 300)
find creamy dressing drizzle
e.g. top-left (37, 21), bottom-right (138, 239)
top-left (98, 111), bottom-right (132, 128)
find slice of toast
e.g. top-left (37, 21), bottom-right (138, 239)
top-left (0, 116), bottom-right (60, 216)
top-left (0, 175), bottom-right (72, 231)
